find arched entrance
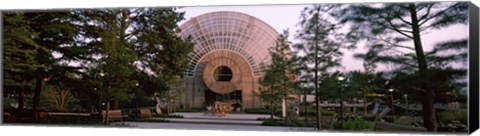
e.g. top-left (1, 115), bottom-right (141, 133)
top-left (179, 11), bottom-right (279, 109)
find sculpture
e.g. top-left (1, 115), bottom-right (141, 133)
top-left (205, 100), bottom-right (237, 117)
top-left (154, 92), bottom-right (167, 114)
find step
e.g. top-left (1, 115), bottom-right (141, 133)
top-left (160, 118), bottom-right (263, 125)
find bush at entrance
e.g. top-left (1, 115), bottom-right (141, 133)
top-left (262, 118), bottom-right (316, 127)
top-left (333, 119), bottom-right (373, 130)
top-left (244, 108), bottom-right (336, 116)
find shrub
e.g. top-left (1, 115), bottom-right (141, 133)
top-left (437, 111), bottom-right (467, 124)
top-left (438, 120), bottom-right (467, 132)
top-left (395, 116), bottom-right (420, 127)
top-left (244, 108), bottom-right (270, 114)
top-left (244, 108), bottom-right (336, 117)
top-left (36, 116), bottom-right (102, 125)
top-left (152, 114), bottom-right (184, 118)
top-left (175, 108), bottom-right (203, 112)
top-left (333, 119), bottom-right (373, 130)
top-left (124, 118), bottom-right (169, 122)
top-left (262, 118), bottom-right (316, 127)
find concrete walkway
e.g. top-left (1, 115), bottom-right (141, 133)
top-left (156, 112), bottom-right (272, 125)
top-left (170, 112), bottom-right (273, 120)
top-left (123, 122), bottom-right (316, 132)
top-left (162, 118), bottom-right (263, 125)
top-left (119, 112), bottom-right (317, 131)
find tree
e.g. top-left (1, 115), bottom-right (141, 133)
top-left (164, 75), bottom-right (187, 115)
top-left (3, 12), bottom-right (43, 112)
top-left (345, 71), bottom-right (386, 115)
top-left (41, 83), bottom-right (77, 112)
top-left (388, 39), bottom-right (468, 107)
top-left (295, 4), bottom-right (348, 130)
top-left (334, 2), bottom-right (468, 131)
top-left (3, 11), bottom-right (82, 121)
top-left (73, 8), bottom-right (193, 124)
top-left (259, 31), bottom-right (297, 120)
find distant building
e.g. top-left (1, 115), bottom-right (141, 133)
top-left (178, 11), bottom-right (279, 109)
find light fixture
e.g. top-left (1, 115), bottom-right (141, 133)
top-left (388, 88), bottom-right (394, 92)
top-left (337, 76), bottom-right (345, 81)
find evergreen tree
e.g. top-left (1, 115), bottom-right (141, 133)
top-left (3, 12), bottom-right (43, 112)
top-left (259, 31), bottom-right (297, 120)
top-left (3, 11), bottom-right (81, 121)
top-left (73, 8), bottom-right (192, 124)
top-left (295, 4), bottom-right (348, 130)
top-left (334, 2), bottom-right (468, 131)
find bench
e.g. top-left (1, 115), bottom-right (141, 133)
top-left (139, 108), bottom-right (152, 118)
top-left (101, 110), bottom-right (127, 123)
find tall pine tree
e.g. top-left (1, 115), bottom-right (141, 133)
top-left (334, 2), bottom-right (468, 131)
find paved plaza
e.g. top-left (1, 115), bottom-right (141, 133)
top-left (120, 112), bottom-right (315, 131)
top-left (122, 122), bottom-right (316, 131)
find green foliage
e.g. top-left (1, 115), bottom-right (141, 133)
top-left (395, 117), bottom-right (421, 126)
top-left (33, 116), bottom-right (102, 125)
top-left (244, 108), bottom-right (336, 116)
top-left (3, 11), bottom-right (82, 116)
top-left (259, 31), bottom-right (298, 118)
top-left (437, 111), bottom-right (467, 125)
top-left (334, 3), bottom-right (468, 131)
top-left (295, 4), bottom-right (347, 81)
top-left (40, 84), bottom-right (78, 112)
top-left (152, 114), bottom-right (184, 118)
top-left (244, 108), bottom-right (271, 114)
top-left (262, 118), bottom-right (316, 127)
top-left (2, 97), bottom-right (18, 109)
top-left (3, 13), bottom-right (42, 87)
top-left (389, 67), bottom-right (467, 104)
top-left (175, 108), bottom-right (203, 112)
top-left (3, 8), bottom-right (193, 115)
top-left (333, 119), bottom-right (374, 130)
top-left (71, 8), bottom-right (193, 110)
top-left (124, 118), bottom-right (168, 123)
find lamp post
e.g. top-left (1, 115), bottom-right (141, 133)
top-left (94, 87), bottom-right (97, 112)
top-left (403, 94), bottom-right (408, 116)
top-left (135, 82), bottom-right (140, 117)
top-left (99, 72), bottom-right (107, 125)
top-left (337, 76), bottom-right (346, 120)
top-left (99, 72), bottom-right (105, 110)
top-left (303, 84), bottom-right (308, 121)
top-left (388, 88), bottom-right (395, 122)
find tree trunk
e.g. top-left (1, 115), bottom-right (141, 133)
top-left (18, 80), bottom-right (28, 112)
top-left (270, 102), bottom-right (275, 119)
top-left (314, 26), bottom-right (322, 130)
top-left (409, 3), bottom-right (436, 131)
top-left (304, 89), bottom-right (308, 121)
top-left (105, 100), bottom-right (110, 125)
top-left (104, 81), bottom-right (112, 125)
top-left (284, 95), bottom-right (289, 121)
top-left (166, 92), bottom-right (170, 115)
top-left (32, 76), bottom-right (43, 121)
top-left (363, 90), bottom-right (368, 115)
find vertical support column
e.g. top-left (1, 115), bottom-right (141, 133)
top-left (184, 77), bottom-right (194, 109)
top-left (282, 98), bottom-right (286, 118)
top-left (242, 77), bottom-right (254, 109)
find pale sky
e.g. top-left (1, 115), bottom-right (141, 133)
top-left (177, 4), bottom-right (469, 72)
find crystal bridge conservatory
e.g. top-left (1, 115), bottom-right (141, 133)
top-left (178, 11), bottom-right (279, 109)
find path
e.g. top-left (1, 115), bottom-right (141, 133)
top-left (120, 112), bottom-right (315, 131)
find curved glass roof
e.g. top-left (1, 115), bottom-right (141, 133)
top-left (179, 11), bottom-right (279, 77)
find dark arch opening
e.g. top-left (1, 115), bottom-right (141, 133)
top-left (213, 66), bottom-right (232, 81)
